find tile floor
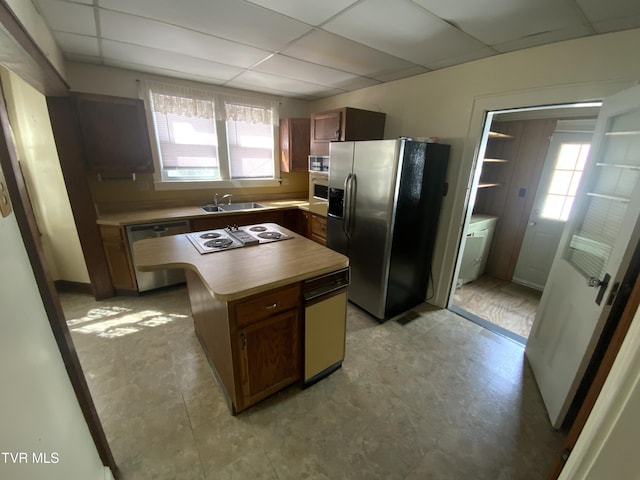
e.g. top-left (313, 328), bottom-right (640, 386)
top-left (59, 286), bottom-right (564, 480)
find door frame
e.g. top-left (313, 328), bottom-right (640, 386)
top-left (0, 3), bottom-right (118, 477)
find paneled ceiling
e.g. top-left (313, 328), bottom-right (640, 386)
top-left (33, 0), bottom-right (640, 100)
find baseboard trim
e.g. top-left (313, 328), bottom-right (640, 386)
top-left (54, 280), bottom-right (93, 295)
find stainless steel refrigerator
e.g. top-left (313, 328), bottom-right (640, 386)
top-left (327, 139), bottom-right (449, 321)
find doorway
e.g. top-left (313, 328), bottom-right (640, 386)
top-left (450, 105), bottom-right (600, 343)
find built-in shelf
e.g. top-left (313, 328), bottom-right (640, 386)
top-left (595, 162), bottom-right (640, 170)
top-left (478, 183), bottom-right (501, 188)
top-left (483, 158), bottom-right (509, 163)
top-left (587, 192), bottom-right (630, 203)
top-left (488, 131), bottom-right (514, 139)
top-left (605, 130), bottom-right (640, 137)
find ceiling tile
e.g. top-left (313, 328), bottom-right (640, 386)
top-left (373, 65), bottom-right (429, 83)
top-left (101, 40), bottom-right (245, 82)
top-left (99, 0), bottom-right (312, 51)
top-left (54, 32), bottom-right (99, 58)
top-left (99, 10), bottom-right (271, 68)
top-left (228, 70), bottom-right (346, 98)
top-left (254, 54), bottom-right (380, 90)
top-left (281, 29), bottom-right (424, 78)
top-left (493, 25), bottom-right (593, 53)
top-left (412, 0), bottom-right (588, 45)
top-left (36, 0), bottom-right (96, 36)
top-left (425, 46), bottom-right (494, 70)
top-left (323, 0), bottom-right (488, 66)
top-left (577, 0), bottom-right (640, 33)
top-left (244, 0), bottom-right (359, 26)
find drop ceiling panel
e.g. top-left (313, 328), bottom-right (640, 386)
top-left (36, 0), bottom-right (96, 36)
top-left (101, 40), bottom-right (244, 82)
top-left (280, 30), bottom-right (426, 79)
top-left (412, 0), bottom-right (588, 45)
top-left (493, 24), bottom-right (594, 53)
top-left (577, 0), bottom-right (640, 22)
top-left (99, 10), bottom-right (271, 68)
top-left (244, 0), bottom-right (359, 26)
top-left (99, 0), bottom-right (312, 51)
top-left (54, 32), bottom-right (99, 58)
top-left (322, 0), bottom-right (488, 66)
top-left (254, 54), bottom-right (380, 90)
top-left (228, 70), bottom-right (346, 98)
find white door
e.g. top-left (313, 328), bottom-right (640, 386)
top-left (513, 132), bottom-right (593, 291)
top-left (526, 84), bottom-right (640, 428)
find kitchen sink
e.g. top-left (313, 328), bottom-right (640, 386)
top-left (218, 202), bottom-right (265, 211)
top-left (200, 202), bottom-right (265, 213)
top-left (201, 205), bottom-right (223, 213)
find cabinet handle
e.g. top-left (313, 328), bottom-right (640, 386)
top-left (240, 331), bottom-right (246, 348)
top-left (265, 303), bottom-right (277, 310)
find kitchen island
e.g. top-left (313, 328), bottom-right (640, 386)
top-left (132, 224), bottom-right (348, 413)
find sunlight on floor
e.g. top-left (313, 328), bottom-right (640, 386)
top-left (67, 306), bottom-right (188, 339)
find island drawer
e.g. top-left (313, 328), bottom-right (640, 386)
top-left (233, 283), bottom-right (301, 327)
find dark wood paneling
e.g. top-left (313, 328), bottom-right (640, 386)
top-left (477, 119), bottom-right (557, 280)
top-left (0, 0), bottom-right (68, 96)
top-left (47, 96), bottom-right (114, 299)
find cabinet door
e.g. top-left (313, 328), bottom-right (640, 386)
top-left (280, 118), bottom-right (310, 172)
top-left (310, 110), bottom-right (343, 156)
top-left (310, 213), bottom-right (327, 245)
top-left (75, 93), bottom-right (154, 175)
top-left (99, 225), bottom-right (136, 291)
top-left (237, 308), bottom-right (301, 407)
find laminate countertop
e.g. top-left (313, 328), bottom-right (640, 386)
top-left (132, 227), bottom-right (348, 301)
top-left (96, 199), bottom-right (311, 226)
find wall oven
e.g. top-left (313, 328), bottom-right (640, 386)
top-left (309, 172), bottom-right (328, 216)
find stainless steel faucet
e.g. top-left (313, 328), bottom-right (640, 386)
top-left (214, 193), bottom-right (233, 205)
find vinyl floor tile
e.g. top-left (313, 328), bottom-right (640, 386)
top-left (59, 285), bottom-right (564, 480)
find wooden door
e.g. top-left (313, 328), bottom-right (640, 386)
top-left (513, 132), bottom-right (593, 290)
top-left (526, 84), bottom-right (640, 428)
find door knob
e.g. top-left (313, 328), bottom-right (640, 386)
top-left (587, 276), bottom-right (604, 287)
top-left (587, 273), bottom-right (611, 306)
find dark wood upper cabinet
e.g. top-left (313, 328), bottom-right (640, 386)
top-left (74, 93), bottom-right (154, 175)
top-left (310, 107), bottom-right (386, 156)
top-left (280, 117), bottom-right (310, 173)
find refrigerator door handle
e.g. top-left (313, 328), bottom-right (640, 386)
top-left (343, 173), bottom-right (353, 237)
top-left (348, 173), bottom-right (357, 237)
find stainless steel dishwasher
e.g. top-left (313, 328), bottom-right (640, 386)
top-left (126, 220), bottom-right (190, 292)
top-left (303, 267), bottom-right (350, 386)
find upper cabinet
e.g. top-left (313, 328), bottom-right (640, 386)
top-left (74, 93), bottom-right (154, 175)
top-left (279, 117), bottom-right (310, 173)
top-left (310, 107), bottom-right (386, 156)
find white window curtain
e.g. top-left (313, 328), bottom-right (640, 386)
top-left (140, 79), bottom-right (279, 125)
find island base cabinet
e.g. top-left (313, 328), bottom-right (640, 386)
top-left (236, 309), bottom-right (301, 409)
top-left (188, 270), bottom-right (302, 414)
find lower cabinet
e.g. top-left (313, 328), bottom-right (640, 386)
top-left (189, 270), bottom-right (302, 413)
top-left (310, 213), bottom-right (327, 245)
top-left (99, 225), bottom-right (137, 291)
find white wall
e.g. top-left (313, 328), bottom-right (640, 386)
top-left (559, 305), bottom-right (640, 480)
top-left (309, 27), bottom-right (640, 307)
top-left (0, 67), bottom-right (89, 284)
top-left (0, 178), bottom-right (111, 480)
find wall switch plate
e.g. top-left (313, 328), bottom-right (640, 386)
top-left (0, 175), bottom-right (12, 218)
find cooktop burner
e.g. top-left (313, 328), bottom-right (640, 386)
top-left (200, 232), bottom-right (222, 239)
top-left (186, 223), bottom-right (293, 255)
top-left (257, 231), bottom-right (283, 240)
top-left (204, 238), bottom-right (233, 248)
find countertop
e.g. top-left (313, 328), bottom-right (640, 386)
top-left (97, 199), bottom-right (311, 226)
top-left (132, 227), bottom-right (348, 301)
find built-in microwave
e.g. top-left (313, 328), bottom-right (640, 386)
top-left (309, 155), bottom-right (330, 173)
top-left (309, 172), bottom-right (328, 216)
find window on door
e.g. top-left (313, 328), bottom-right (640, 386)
top-left (540, 142), bottom-right (591, 221)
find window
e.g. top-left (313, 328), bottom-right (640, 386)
top-left (541, 142), bottom-right (590, 221)
top-left (142, 80), bottom-right (278, 186)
